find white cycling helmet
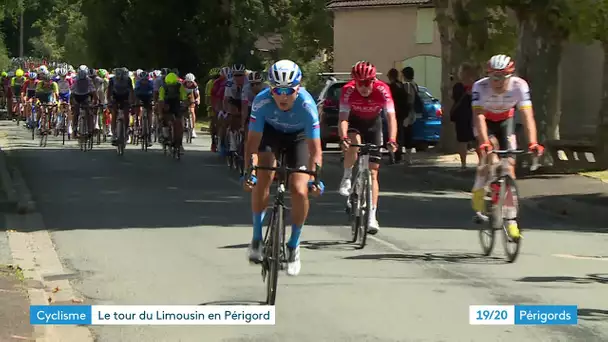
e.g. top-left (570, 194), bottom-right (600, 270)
top-left (488, 54), bottom-right (515, 74)
top-left (231, 64), bottom-right (246, 74)
top-left (136, 69), bottom-right (143, 77)
top-left (248, 71), bottom-right (263, 83)
top-left (38, 65), bottom-right (48, 74)
top-left (268, 59), bottom-right (302, 87)
top-left (58, 68), bottom-right (68, 77)
top-left (153, 70), bottom-right (161, 78)
top-left (184, 73), bottom-right (195, 82)
top-left (220, 67), bottom-right (231, 78)
top-left (78, 64), bottom-right (88, 72)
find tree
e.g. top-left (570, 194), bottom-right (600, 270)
top-left (434, 0), bottom-right (516, 153)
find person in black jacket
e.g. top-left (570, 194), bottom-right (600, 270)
top-left (450, 63), bottom-right (477, 169)
top-left (387, 68), bottom-right (410, 163)
top-left (401, 66), bottom-right (420, 164)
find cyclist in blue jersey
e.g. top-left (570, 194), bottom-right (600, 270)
top-left (134, 71), bottom-right (154, 146)
top-left (242, 60), bottom-right (324, 276)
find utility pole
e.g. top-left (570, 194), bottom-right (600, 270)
top-left (19, 0), bottom-right (24, 57)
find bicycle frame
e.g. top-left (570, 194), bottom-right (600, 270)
top-left (246, 154), bottom-right (321, 305)
top-left (347, 143), bottom-right (378, 248)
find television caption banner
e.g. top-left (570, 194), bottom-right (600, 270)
top-left (469, 305), bottom-right (577, 325)
top-left (30, 305), bottom-right (275, 325)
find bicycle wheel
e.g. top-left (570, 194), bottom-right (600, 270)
top-left (264, 205), bottom-right (282, 305)
top-left (141, 112), bottom-right (148, 151)
top-left (479, 183), bottom-right (496, 256)
top-left (358, 170), bottom-right (372, 249)
top-left (500, 175), bottom-right (522, 263)
top-left (39, 116), bottom-right (45, 147)
top-left (349, 192), bottom-right (359, 243)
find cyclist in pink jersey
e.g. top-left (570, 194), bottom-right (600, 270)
top-left (337, 61), bottom-right (398, 234)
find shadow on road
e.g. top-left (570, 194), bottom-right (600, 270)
top-left (4, 141), bottom-right (607, 236)
top-left (343, 252), bottom-right (506, 265)
top-left (300, 239), bottom-right (358, 251)
top-left (515, 274), bottom-right (608, 285)
top-left (199, 300), bottom-right (266, 306)
top-left (578, 308), bottom-right (608, 321)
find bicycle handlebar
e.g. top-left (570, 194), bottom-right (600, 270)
top-left (486, 150), bottom-right (541, 171)
top-left (347, 143), bottom-right (380, 153)
top-left (247, 162), bottom-right (323, 187)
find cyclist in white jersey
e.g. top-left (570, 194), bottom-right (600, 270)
top-left (471, 54), bottom-right (544, 239)
top-left (240, 71), bottom-right (268, 129)
top-left (223, 64), bottom-right (249, 130)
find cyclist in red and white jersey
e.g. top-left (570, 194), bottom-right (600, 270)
top-left (471, 54), bottom-right (544, 239)
top-left (337, 61), bottom-right (398, 234)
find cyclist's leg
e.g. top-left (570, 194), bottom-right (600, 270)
top-left (496, 118), bottom-right (519, 237)
top-left (189, 102), bottom-right (197, 138)
top-left (338, 115), bottom-right (365, 196)
top-left (170, 100), bottom-right (184, 147)
top-left (248, 124), bottom-right (278, 262)
top-left (285, 131), bottom-right (310, 275)
top-left (365, 116), bottom-right (384, 232)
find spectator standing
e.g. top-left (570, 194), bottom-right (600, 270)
top-left (450, 63), bottom-right (478, 169)
top-left (387, 68), bottom-right (410, 164)
top-left (401, 66), bottom-right (422, 165)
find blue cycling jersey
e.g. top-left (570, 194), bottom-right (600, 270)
top-left (134, 78), bottom-right (153, 97)
top-left (249, 88), bottom-right (320, 139)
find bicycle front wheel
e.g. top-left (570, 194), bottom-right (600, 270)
top-left (500, 175), bottom-right (522, 263)
top-left (265, 205), bottom-right (283, 305)
top-left (358, 170), bottom-right (372, 249)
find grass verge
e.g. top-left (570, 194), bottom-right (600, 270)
top-left (579, 170), bottom-right (608, 182)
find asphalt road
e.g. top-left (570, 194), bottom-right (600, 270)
top-left (1, 121), bottom-right (608, 341)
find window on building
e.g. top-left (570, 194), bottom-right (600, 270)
top-left (416, 8), bottom-right (435, 44)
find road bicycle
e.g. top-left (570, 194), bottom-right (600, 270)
top-left (137, 102), bottom-right (153, 151)
top-left (77, 103), bottom-right (101, 152)
top-left (245, 151), bottom-right (321, 305)
top-left (476, 149), bottom-right (539, 263)
top-left (37, 103), bottom-right (57, 147)
top-left (115, 103), bottom-right (133, 156)
top-left (344, 143), bottom-right (378, 249)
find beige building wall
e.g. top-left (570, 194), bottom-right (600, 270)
top-left (560, 42), bottom-right (602, 139)
top-left (333, 6), bottom-right (441, 84)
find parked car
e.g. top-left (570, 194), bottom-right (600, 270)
top-left (380, 86), bottom-right (442, 150)
top-left (316, 76), bottom-right (348, 150)
top-left (411, 86), bottom-right (442, 151)
top-left (316, 76), bottom-right (442, 150)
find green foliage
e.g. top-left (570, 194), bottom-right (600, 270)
top-left (0, 0), bottom-right (332, 79)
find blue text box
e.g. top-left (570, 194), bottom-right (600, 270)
top-left (30, 305), bottom-right (92, 325)
top-left (515, 305), bottom-right (577, 325)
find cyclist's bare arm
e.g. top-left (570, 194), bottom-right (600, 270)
top-left (519, 106), bottom-right (538, 144)
top-left (473, 107), bottom-right (489, 145)
top-left (307, 138), bottom-right (323, 179)
top-left (338, 110), bottom-right (349, 139)
top-left (385, 110), bottom-right (397, 142)
top-left (244, 130), bottom-right (262, 171)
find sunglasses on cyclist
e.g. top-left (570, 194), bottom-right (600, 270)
top-left (356, 79), bottom-right (374, 87)
top-left (271, 87), bottom-right (297, 96)
top-left (490, 73), bottom-right (511, 81)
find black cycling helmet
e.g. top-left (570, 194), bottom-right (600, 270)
top-left (161, 68), bottom-right (169, 76)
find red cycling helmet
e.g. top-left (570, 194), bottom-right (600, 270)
top-left (351, 61), bottom-right (377, 81)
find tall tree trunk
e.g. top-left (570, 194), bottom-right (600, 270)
top-left (597, 42), bottom-right (608, 168)
top-left (434, 0), bottom-right (489, 154)
top-left (435, 0), bottom-right (469, 154)
top-left (514, 13), bottom-right (564, 142)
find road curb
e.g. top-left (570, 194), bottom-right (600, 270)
top-left (410, 166), bottom-right (608, 227)
top-left (0, 125), bottom-right (94, 342)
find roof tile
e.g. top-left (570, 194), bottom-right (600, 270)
top-left (327, 0), bottom-right (432, 10)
